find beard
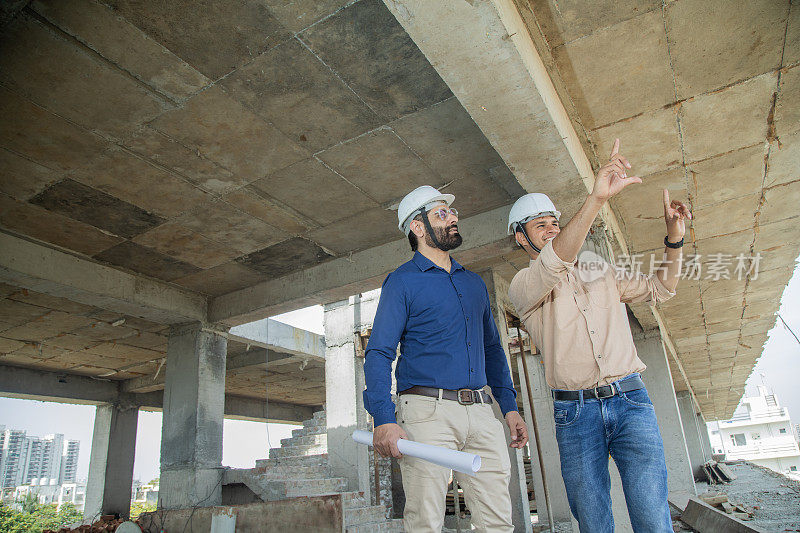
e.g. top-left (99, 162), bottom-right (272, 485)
top-left (426, 223), bottom-right (462, 251)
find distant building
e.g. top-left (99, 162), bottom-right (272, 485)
top-left (708, 385), bottom-right (800, 477)
top-left (13, 481), bottom-right (86, 513)
top-left (0, 427), bottom-right (80, 489)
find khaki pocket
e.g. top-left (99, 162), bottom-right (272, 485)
top-left (398, 395), bottom-right (439, 424)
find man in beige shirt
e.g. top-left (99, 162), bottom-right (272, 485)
top-left (507, 139), bottom-right (691, 533)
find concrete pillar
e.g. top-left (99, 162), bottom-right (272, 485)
top-left (159, 322), bottom-right (227, 509)
top-left (480, 270), bottom-right (533, 533)
top-left (634, 332), bottom-right (696, 496)
top-left (677, 390), bottom-right (707, 479)
top-left (84, 403), bottom-right (138, 520)
top-left (517, 346), bottom-right (574, 531)
top-left (324, 293), bottom-right (377, 497)
top-left (697, 411), bottom-right (713, 462)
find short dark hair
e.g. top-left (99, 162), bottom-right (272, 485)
top-left (407, 212), bottom-right (424, 251)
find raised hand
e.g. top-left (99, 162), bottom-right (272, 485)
top-left (591, 138), bottom-right (642, 201)
top-left (663, 189), bottom-right (691, 241)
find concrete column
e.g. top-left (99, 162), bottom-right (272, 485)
top-left (677, 390), bottom-right (707, 479)
top-left (324, 293), bottom-right (377, 496)
top-left (480, 270), bottom-right (533, 533)
top-left (634, 332), bottom-right (696, 496)
top-left (697, 411), bottom-right (713, 462)
top-left (84, 403), bottom-right (138, 520)
top-left (518, 347), bottom-right (574, 531)
top-left (159, 322), bottom-right (227, 509)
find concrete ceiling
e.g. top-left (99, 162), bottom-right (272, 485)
top-left (0, 0), bottom-right (797, 420)
top-left (513, 0), bottom-right (800, 418)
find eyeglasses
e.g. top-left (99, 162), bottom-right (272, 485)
top-left (430, 206), bottom-right (458, 220)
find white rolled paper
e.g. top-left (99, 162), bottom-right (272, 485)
top-left (352, 430), bottom-right (481, 476)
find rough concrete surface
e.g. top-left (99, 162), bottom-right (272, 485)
top-left (695, 462), bottom-right (800, 532)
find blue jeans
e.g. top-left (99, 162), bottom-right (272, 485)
top-left (553, 374), bottom-right (671, 533)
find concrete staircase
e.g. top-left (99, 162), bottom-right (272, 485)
top-left (223, 410), bottom-right (404, 532)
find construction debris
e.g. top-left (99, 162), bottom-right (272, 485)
top-left (43, 516), bottom-right (143, 533)
top-left (699, 491), bottom-right (754, 519)
top-left (701, 460), bottom-right (738, 484)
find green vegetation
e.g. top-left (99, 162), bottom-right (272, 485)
top-left (130, 501), bottom-right (156, 519)
top-left (0, 500), bottom-right (82, 533)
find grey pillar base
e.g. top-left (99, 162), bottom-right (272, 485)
top-left (159, 322), bottom-right (227, 509)
top-left (159, 467), bottom-right (224, 510)
top-left (84, 403), bottom-right (138, 520)
top-left (325, 296), bottom-right (374, 496)
top-left (635, 332), bottom-right (696, 496)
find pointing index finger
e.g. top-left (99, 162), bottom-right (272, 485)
top-left (663, 189), bottom-right (670, 210)
top-left (610, 138), bottom-right (620, 158)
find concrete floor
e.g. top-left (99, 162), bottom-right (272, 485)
top-left (695, 462), bottom-right (800, 532)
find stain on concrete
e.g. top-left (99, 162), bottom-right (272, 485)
top-left (133, 221), bottom-right (241, 269)
top-left (94, 241), bottom-right (200, 281)
top-left (236, 237), bottom-right (333, 279)
top-left (104, 0), bottom-right (291, 80)
top-left (222, 38), bottom-right (382, 152)
top-left (30, 179), bottom-right (164, 239)
top-left (0, 194), bottom-right (123, 256)
top-left (0, 147), bottom-right (61, 201)
top-left (300, 0), bottom-right (453, 120)
top-left (222, 187), bottom-right (313, 235)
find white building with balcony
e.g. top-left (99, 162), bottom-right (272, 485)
top-left (708, 385), bottom-right (800, 477)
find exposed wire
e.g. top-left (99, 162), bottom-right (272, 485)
top-left (777, 313), bottom-right (800, 348)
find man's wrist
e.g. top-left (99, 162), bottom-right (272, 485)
top-left (665, 235), bottom-right (684, 248)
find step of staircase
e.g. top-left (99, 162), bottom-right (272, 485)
top-left (269, 442), bottom-right (328, 459)
top-left (253, 463), bottom-right (331, 480)
top-left (280, 433), bottom-right (327, 448)
top-left (292, 423), bottom-right (327, 438)
top-left (284, 477), bottom-right (348, 497)
top-left (256, 453), bottom-right (328, 469)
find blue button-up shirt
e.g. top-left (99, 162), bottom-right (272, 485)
top-left (363, 252), bottom-right (518, 426)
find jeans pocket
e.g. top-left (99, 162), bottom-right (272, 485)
top-left (553, 400), bottom-right (581, 427)
top-left (398, 396), bottom-right (439, 424)
top-left (621, 388), bottom-right (654, 408)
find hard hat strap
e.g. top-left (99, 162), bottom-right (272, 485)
top-left (419, 206), bottom-right (446, 251)
top-left (517, 223), bottom-right (542, 254)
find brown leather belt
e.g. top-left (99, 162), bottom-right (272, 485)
top-left (399, 385), bottom-right (493, 405)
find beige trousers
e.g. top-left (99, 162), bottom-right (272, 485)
top-left (397, 394), bottom-right (513, 533)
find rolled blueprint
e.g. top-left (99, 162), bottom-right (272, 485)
top-left (352, 430), bottom-right (481, 476)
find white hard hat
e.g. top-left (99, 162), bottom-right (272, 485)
top-left (507, 193), bottom-right (560, 235)
top-left (397, 185), bottom-right (455, 234)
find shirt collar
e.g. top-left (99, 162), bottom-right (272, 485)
top-left (412, 251), bottom-right (464, 273)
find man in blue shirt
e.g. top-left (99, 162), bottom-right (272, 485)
top-left (363, 185), bottom-right (528, 532)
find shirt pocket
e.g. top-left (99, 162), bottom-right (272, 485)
top-left (398, 396), bottom-right (440, 424)
top-left (585, 278), bottom-right (611, 309)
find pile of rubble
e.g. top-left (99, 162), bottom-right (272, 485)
top-left (44, 515), bottom-right (142, 533)
top-left (697, 492), bottom-right (754, 521)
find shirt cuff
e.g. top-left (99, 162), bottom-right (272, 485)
top-left (372, 409), bottom-right (397, 427)
top-left (538, 240), bottom-right (575, 273)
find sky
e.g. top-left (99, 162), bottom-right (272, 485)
top-left (1, 264), bottom-right (798, 484)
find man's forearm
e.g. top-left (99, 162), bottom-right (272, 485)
top-left (656, 245), bottom-right (683, 292)
top-left (552, 195), bottom-right (605, 263)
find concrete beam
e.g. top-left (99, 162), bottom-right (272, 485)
top-left (0, 363), bottom-right (121, 404)
top-left (0, 364), bottom-right (313, 423)
top-left (210, 204), bottom-right (518, 325)
top-left (229, 318), bottom-right (325, 358)
top-left (0, 231), bottom-right (207, 324)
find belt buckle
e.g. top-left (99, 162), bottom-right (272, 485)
top-left (457, 389), bottom-right (474, 405)
top-left (594, 385), bottom-right (615, 399)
